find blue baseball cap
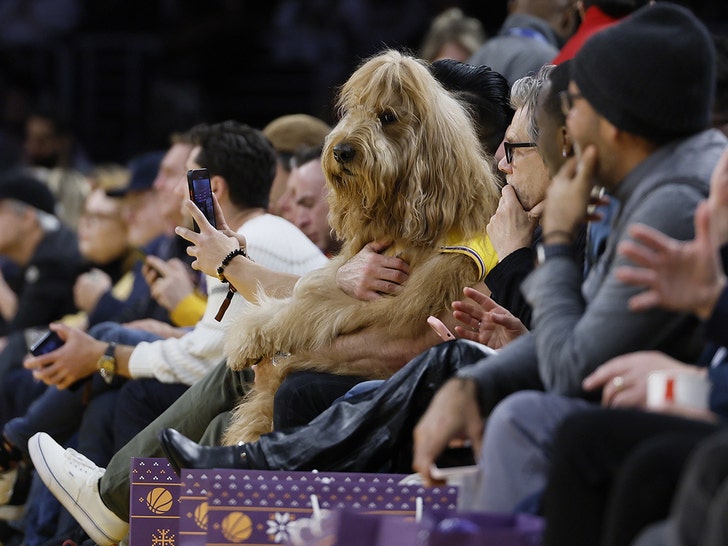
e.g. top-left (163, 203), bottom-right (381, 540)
top-left (107, 151), bottom-right (165, 197)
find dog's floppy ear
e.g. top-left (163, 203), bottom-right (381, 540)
top-left (393, 58), bottom-right (501, 246)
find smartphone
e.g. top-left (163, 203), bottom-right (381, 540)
top-left (29, 329), bottom-right (64, 356)
top-left (427, 316), bottom-right (455, 341)
top-left (430, 444), bottom-right (478, 480)
top-left (29, 330), bottom-right (88, 391)
top-left (187, 168), bottom-right (217, 231)
top-left (430, 464), bottom-right (480, 481)
top-left (133, 247), bottom-right (147, 261)
top-left (143, 256), bottom-right (165, 279)
top-left (430, 445), bottom-right (478, 484)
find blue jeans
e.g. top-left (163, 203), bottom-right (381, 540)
top-left (4, 322), bottom-right (161, 455)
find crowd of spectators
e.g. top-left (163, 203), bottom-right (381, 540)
top-left (0, 1), bottom-right (724, 545)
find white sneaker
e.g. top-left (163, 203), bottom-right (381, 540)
top-left (28, 432), bottom-right (129, 546)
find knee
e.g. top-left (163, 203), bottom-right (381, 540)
top-left (489, 391), bottom-right (547, 428)
top-left (274, 373), bottom-right (312, 405)
top-left (686, 431), bottom-right (728, 485)
top-left (88, 321), bottom-right (122, 341)
top-left (273, 373), bottom-right (316, 429)
top-left (117, 379), bottom-right (147, 405)
top-left (484, 391), bottom-right (549, 447)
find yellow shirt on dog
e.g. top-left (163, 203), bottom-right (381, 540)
top-left (440, 233), bottom-right (498, 282)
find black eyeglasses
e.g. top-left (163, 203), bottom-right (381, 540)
top-left (504, 141), bottom-right (537, 163)
top-left (559, 90), bottom-right (583, 117)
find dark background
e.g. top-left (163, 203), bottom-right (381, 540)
top-left (0, 0), bottom-right (724, 164)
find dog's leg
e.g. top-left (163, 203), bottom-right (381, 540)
top-left (221, 386), bottom-right (277, 445)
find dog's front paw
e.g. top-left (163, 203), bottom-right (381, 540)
top-left (226, 327), bottom-right (275, 370)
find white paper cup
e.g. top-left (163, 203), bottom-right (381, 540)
top-left (647, 371), bottom-right (710, 410)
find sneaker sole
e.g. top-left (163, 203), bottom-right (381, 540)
top-left (29, 434), bottom-right (119, 546)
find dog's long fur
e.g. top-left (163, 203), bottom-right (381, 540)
top-left (221, 50), bottom-right (501, 445)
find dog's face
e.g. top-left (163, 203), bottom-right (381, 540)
top-left (322, 50), bottom-right (500, 251)
top-left (322, 52), bottom-right (422, 245)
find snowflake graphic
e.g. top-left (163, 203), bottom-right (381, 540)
top-left (151, 528), bottom-right (176, 545)
top-left (266, 512), bottom-right (292, 543)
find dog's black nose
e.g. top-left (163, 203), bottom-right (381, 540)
top-left (333, 144), bottom-right (356, 164)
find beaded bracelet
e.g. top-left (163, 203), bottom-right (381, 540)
top-left (216, 247), bottom-right (248, 282)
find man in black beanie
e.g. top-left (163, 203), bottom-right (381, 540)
top-left (413, 0), bottom-right (728, 504)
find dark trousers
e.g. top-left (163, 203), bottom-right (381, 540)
top-left (247, 340), bottom-right (490, 473)
top-left (543, 408), bottom-right (719, 546)
top-left (76, 379), bottom-right (190, 468)
top-left (113, 378), bottom-right (190, 449)
top-left (273, 371), bottom-right (367, 429)
top-left (669, 428), bottom-right (728, 546)
top-left (100, 360), bottom-right (250, 520)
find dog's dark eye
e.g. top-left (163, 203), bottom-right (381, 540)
top-left (379, 111), bottom-right (397, 125)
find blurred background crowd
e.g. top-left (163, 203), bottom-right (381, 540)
top-left (0, 0), bottom-right (724, 169)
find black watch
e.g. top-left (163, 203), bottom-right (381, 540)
top-left (535, 243), bottom-right (574, 266)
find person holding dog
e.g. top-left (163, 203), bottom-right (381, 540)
top-left (28, 51), bottom-right (507, 544)
top-left (151, 60), bottom-right (588, 476)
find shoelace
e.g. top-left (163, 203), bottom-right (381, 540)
top-left (64, 449), bottom-right (103, 476)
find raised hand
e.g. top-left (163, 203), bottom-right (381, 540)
top-left (616, 202), bottom-right (726, 319)
top-left (175, 198), bottom-right (241, 277)
top-left (452, 286), bottom-right (527, 349)
top-left (145, 257), bottom-right (196, 312)
top-left (616, 147), bottom-right (728, 319)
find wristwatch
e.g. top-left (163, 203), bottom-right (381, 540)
top-left (535, 243), bottom-right (574, 266)
top-left (97, 342), bottom-right (117, 384)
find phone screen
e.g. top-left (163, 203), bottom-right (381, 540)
top-left (187, 168), bottom-right (217, 231)
top-left (29, 330), bottom-right (64, 356)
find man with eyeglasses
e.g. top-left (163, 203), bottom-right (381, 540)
top-left (413, 2), bottom-right (728, 498)
top-left (485, 64), bottom-right (586, 327)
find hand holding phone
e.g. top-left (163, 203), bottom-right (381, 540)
top-left (29, 329), bottom-right (87, 391)
top-left (143, 255), bottom-right (167, 282)
top-left (29, 329), bottom-right (64, 356)
top-left (428, 316), bottom-right (455, 341)
top-left (429, 463), bottom-right (480, 481)
top-left (187, 168), bottom-right (217, 232)
top-left (430, 445), bottom-right (478, 484)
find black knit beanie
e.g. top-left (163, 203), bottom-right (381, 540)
top-left (572, 3), bottom-right (715, 143)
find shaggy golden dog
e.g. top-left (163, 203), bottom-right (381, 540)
top-left (221, 49), bottom-right (501, 445)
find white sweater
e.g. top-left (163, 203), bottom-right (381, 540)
top-left (127, 214), bottom-right (328, 384)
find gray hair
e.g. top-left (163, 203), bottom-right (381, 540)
top-left (510, 64), bottom-right (555, 142)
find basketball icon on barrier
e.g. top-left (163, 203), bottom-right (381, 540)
top-left (222, 512), bottom-right (253, 542)
top-left (193, 501), bottom-right (209, 530)
top-left (144, 487), bottom-right (174, 515)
